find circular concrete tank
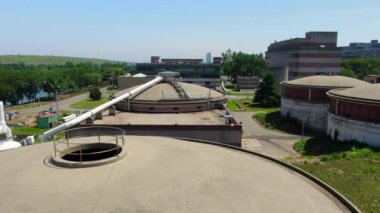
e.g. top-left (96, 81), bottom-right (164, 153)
top-left (0, 135), bottom-right (356, 212)
top-left (280, 76), bottom-right (369, 132)
top-left (327, 84), bottom-right (380, 147)
top-left (113, 82), bottom-right (226, 113)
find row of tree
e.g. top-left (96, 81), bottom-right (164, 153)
top-left (221, 49), bottom-right (266, 82)
top-left (342, 58), bottom-right (380, 79)
top-left (221, 49), bottom-right (280, 107)
top-left (0, 62), bottom-right (128, 105)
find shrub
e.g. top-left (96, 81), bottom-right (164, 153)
top-left (89, 87), bottom-right (102, 100)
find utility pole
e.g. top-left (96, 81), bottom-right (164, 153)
top-left (55, 89), bottom-right (59, 116)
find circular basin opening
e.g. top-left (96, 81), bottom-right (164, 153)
top-left (61, 143), bottom-right (122, 162)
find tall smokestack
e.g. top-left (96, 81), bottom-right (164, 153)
top-left (0, 101), bottom-right (12, 141)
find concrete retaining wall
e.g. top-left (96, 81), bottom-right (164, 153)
top-left (281, 97), bottom-right (329, 132)
top-left (327, 113), bottom-right (380, 147)
top-left (116, 99), bottom-right (226, 113)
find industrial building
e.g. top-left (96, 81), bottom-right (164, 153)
top-left (136, 56), bottom-right (222, 88)
top-left (37, 112), bottom-right (59, 128)
top-left (41, 72), bottom-right (241, 146)
top-left (266, 31), bottom-right (342, 81)
top-left (114, 72), bottom-right (226, 113)
top-left (327, 84), bottom-right (380, 147)
top-left (342, 40), bottom-right (380, 58)
top-left (280, 76), bottom-right (369, 132)
top-left (94, 72), bottom-right (239, 145)
top-left (235, 76), bottom-right (260, 91)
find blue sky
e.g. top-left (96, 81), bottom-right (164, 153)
top-left (0, 0), bottom-right (379, 62)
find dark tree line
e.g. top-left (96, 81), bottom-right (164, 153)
top-left (0, 62), bottom-right (128, 105)
top-left (342, 58), bottom-right (380, 79)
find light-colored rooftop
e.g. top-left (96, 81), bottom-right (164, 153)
top-left (95, 110), bottom-right (226, 125)
top-left (281, 75), bottom-right (369, 88)
top-left (134, 83), bottom-right (180, 101)
top-left (0, 136), bottom-right (349, 212)
top-left (132, 73), bottom-right (147, 77)
top-left (115, 82), bottom-right (225, 101)
top-left (328, 83), bottom-right (380, 104)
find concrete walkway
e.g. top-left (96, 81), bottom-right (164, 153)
top-left (232, 111), bottom-right (301, 159)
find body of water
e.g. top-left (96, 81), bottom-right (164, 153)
top-left (5, 90), bottom-right (50, 106)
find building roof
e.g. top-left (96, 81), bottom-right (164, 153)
top-left (115, 82), bottom-right (225, 102)
top-left (0, 135), bottom-right (349, 212)
top-left (132, 73), bottom-right (147, 78)
top-left (327, 83), bottom-right (380, 104)
top-left (281, 75), bottom-right (369, 89)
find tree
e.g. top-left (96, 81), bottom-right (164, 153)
top-left (89, 87), bottom-right (102, 100)
top-left (82, 72), bottom-right (102, 86)
top-left (342, 58), bottom-right (380, 79)
top-left (221, 49), bottom-right (266, 82)
top-left (254, 72), bottom-right (280, 107)
top-left (341, 68), bottom-right (357, 78)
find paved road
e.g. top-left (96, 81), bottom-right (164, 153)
top-left (17, 88), bottom-right (108, 114)
top-left (232, 111), bottom-right (301, 159)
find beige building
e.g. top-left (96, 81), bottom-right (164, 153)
top-left (266, 32), bottom-right (342, 81)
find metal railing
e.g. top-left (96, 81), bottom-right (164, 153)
top-left (53, 126), bottom-right (126, 163)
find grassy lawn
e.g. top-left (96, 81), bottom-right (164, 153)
top-left (235, 98), bottom-right (279, 112)
top-left (5, 89), bottom-right (94, 112)
top-left (11, 126), bottom-right (47, 143)
top-left (11, 126), bottom-right (46, 135)
top-left (229, 92), bottom-right (255, 96)
top-left (293, 136), bottom-right (380, 212)
top-left (227, 100), bottom-right (242, 111)
top-left (70, 97), bottom-right (108, 109)
top-left (224, 83), bottom-right (234, 89)
top-left (254, 110), bottom-right (315, 134)
top-left (227, 98), bottom-right (279, 113)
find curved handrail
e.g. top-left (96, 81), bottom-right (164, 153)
top-left (53, 126), bottom-right (126, 162)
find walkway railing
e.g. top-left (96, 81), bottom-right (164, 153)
top-left (53, 126), bottom-right (125, 163)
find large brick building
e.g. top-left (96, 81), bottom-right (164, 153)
top-left (266, 32), bottom-right (341, 81)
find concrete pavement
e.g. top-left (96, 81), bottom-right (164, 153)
top-left (232, 111), bottom-right (301, 159)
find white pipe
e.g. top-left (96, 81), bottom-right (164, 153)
top-left (41, 76), bottom-right (163, 142)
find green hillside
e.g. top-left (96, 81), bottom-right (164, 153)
top-left (0, 55), bottom-right (126, 65)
